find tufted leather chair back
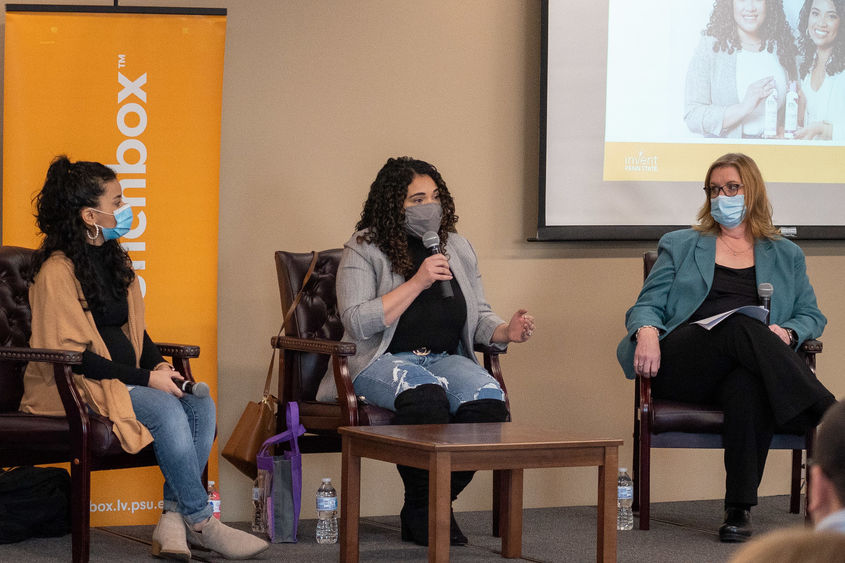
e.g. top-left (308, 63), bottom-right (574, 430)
top-left (0, 246), bottom-right (35, 413)
top-left (274, 249), bottom-right (344, 402)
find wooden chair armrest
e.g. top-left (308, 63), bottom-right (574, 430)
top-left (474, 343), bottom-right (507, 356)
top-left (0, 346), bottom-right (82, 364)
top-left (271, 335), bottom-right (356, 356)
top-left (638, 375), bottom-right (653, 422)
top-left (474, 343), bottom-right (510, 416)
top-left (0, 346), bottom-right (87, 437)
top-left (155, 343), bottom-right (200, 359)
top-left (800, 339), bottom-right (822, 354)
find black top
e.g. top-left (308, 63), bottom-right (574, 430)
top-left (688, 264), bottom-right (758, 322)
top-left (387, 235), bottom-right (467, 354)
top-left (70, 244), bottom-right (164, 386)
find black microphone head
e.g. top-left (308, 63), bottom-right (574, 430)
top-left (421, 231), bottom-right (440, 249)
top-left (192, 381), bottom-right (210, 398)
top-left (757, 283), bottom-right (773, 298)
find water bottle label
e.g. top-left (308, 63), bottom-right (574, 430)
top-left (618, 485), bottom-right (633, 500)
top-left (317, 496), bottom-right (337, 511)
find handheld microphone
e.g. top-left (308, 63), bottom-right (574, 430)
top-left (172, 377), bottom-right (210, 398)
top-left (421, 231), bottom-right (454, 299)
top-left (758, 282), bottom-right (773, 324)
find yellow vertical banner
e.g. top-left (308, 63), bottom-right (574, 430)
top-left (2, 6), bottom-right (226, 526)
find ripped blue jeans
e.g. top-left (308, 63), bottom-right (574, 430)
top-left (351, 351), bottom-right (504, 414)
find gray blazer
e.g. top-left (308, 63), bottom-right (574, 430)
top-left (685, 36), bottom-right (743, 138)
top-left (315, 230), bottom-right (505, 401)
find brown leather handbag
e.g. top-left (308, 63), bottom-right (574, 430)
top-left (222, 251), bottom-right (319, 479)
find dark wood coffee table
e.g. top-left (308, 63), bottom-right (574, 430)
top-left (339, 423), bottom-right (621, 562)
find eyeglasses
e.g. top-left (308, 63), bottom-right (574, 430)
top-left (704, 183), bottom-right (743, 198)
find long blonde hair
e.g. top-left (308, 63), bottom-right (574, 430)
top-left (694, 153), bottom-right (780, 240)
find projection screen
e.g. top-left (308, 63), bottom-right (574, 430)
top-left (538, 0), bottom-right (845, 241)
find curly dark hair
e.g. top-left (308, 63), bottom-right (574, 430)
top-left (705, 0), bottom-right (799, 80)
top-left (31, 155), bottom-right (134, 311)
top-left (798, 0), bottom-right (845, 78)
top-left (355, 157), bottom-right (458, 278)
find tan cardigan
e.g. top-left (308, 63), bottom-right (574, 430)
top-left (19, 252), bottom-right (154, 454)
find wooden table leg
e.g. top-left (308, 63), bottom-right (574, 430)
top-left (340, 436), bottom-right (361, 563)
top-left (597, 446), bottom-right (618, 563)
top-left (500, 468), bottom-right (523, 558)
top-left (428, 451), bottom-right (451, 563)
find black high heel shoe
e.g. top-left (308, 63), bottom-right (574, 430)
top-left (400, 504), bottom-right (468, 546)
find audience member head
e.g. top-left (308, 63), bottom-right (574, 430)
top-left (32, 155), bottom-right (133, 310)
top-left (696, 152), bottom-right (778, 239)
top-left (355, 156), bottom-right (457, 277)
top-left (798, 0), bottom-right (845, 78)
top-left (810, 399), bottom-right (845, 525)
top-left (729, 527), bottom-right (845, 563)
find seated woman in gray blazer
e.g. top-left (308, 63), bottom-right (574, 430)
top-left (315, 156), bottom-right (534, 547)
top-left (617, 152), bottom-right (835, 543)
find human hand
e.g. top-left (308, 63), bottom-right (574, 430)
top-left (768, 323), bottom-right (791, 345)
top-left (741, 76), bottom-right (775, 113)
top-left (506, 309), bottom-right (535, 343)
top-left (795, 122), bottom-right (830, 140)
top-left (411, 254), bottom-right (452, 290)
top-left (633, 326), bottom-right (660, 378)
top-left (148, 365), bottom-right (184, 397)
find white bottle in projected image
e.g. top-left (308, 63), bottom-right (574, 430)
top-left (764, 90), bottom-right (778, 138)
top-left (784, 82), bottom-right (799, 139)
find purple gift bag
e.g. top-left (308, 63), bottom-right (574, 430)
top-left (257, 402), bottom-right (306, 543)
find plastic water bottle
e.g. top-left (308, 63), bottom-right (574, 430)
top-left (315, 478), bottom-right (338, 544)
top-left (251, 472), bottom-right (267, 533)
top-left (207, 480), bottom-right (221, 520)
top-left (617, 468), bottom-right (634, 531)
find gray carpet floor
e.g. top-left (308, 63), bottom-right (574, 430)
top-left (0, 495), bottom-right (810, 562)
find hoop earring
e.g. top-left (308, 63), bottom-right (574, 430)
top-left (86, 224), bottom-right (100, 241)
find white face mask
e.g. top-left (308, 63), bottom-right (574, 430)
top-left (404, 203), bottom-right (443, 238)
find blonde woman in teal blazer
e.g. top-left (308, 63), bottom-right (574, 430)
top-left (618, 153), bottom-right (835, 543)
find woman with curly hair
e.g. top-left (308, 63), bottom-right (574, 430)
top-left (796, 0), bottom-right (845, 140)
top-left (20, 156), bottom-right (268, 561)
top-left (685, 0), bottom-right (799, 137)
top-left (315, 156), bottom-right (534, 546)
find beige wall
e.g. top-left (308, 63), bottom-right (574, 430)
top-left (7, 0), bottom-right (845, 522)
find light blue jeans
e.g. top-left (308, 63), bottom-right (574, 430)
top-left (352, 352), bottom-right (504, 414)
top-left (129, 386), bottom-right (216, 524)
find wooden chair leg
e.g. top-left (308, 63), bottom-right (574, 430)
top-left (632, 394), bottom-right (641, 513)
top-left (789, 449), bottom-right (801, 514)
top-left (71, 459), bottom-right (91, 563)
top-left (638, 428), bottom-right (651, 530)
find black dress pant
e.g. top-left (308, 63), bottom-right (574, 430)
top-left (651, 314), bottom-right (834, 507)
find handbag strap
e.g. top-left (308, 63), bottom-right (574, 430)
top-left (262, 251), bottom-right (321, 397)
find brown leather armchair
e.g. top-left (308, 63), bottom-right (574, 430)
top-left (632, 250), bottom-right (816, 530)
top-left (0, 245), bottom-right (202, 562)
top-left (272, 249), bottom-right (510, 533)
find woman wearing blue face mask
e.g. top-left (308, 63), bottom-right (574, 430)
top-left (617, 152), bottom-right (835, 543)
top-left (20, 156), bottom-right (268, 560)
top-left (315, 156), bottom-right (535, 546)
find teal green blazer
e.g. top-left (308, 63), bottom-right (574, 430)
top-left (617, 229), bottom-right (826, 379)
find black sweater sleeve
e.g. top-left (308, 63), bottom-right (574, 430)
top-left (73, 350), bottom-right (151, 386)
top-left (139, 331), bottom-right (166, 370)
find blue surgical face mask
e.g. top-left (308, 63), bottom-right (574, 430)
top-left (710, 194), bottom-right (746, 229)
top-left (91, 204), bottom-right (133, 240)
